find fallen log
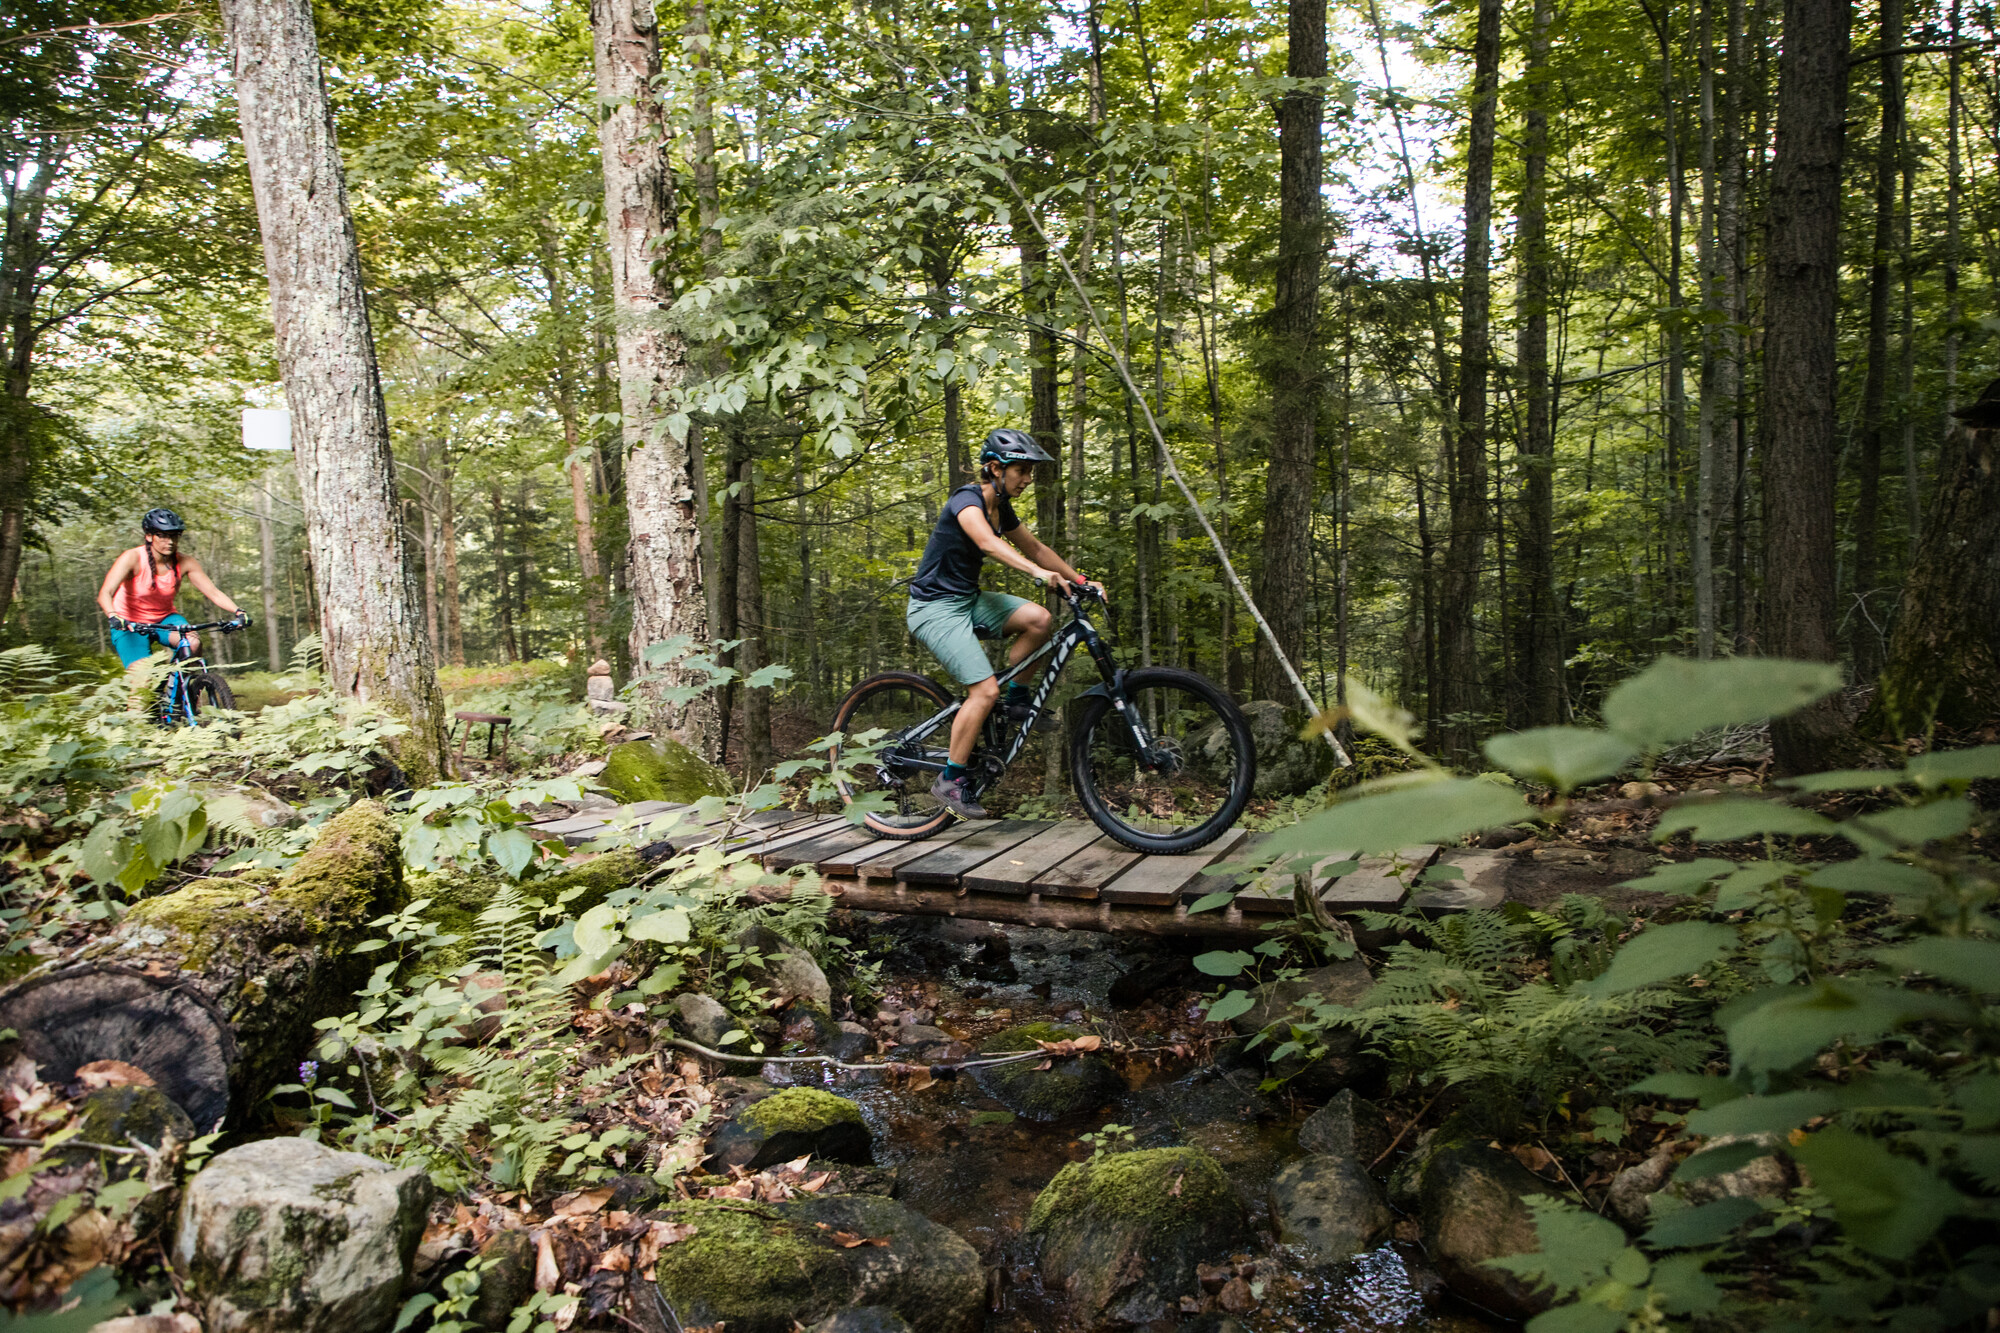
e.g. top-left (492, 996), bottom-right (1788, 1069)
top-left (0, 800), bottom-right (404, 1132)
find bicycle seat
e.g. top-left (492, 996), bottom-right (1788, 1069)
top-left (973, 625), bottom-right (999, 640)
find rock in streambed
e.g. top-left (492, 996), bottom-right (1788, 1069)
top-left (707, 1086), bottom-right (873, 1172)
top-left (641, 1194), bottom-right (983, 1333)
top-left (970, 1022), bottom-right (1121, 1122)
top-left (1026, 1146), bottom-right (1251, 1327)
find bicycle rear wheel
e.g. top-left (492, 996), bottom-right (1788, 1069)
top-left (829, 671), bottom-right (959, 840)
top-left (1069, 667), bottom-right (1254, 854)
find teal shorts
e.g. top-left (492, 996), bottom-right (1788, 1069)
top-left (906, 591), bottom-right (1030, 685)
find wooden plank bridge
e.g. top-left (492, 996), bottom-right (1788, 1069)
top-left (528, 801), bottom-right (1510, 940)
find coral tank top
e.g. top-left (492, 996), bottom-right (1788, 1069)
top-left (112, 547), bottom-right (183, 623)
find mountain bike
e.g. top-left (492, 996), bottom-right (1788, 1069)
top-left (123, 618), bottom-right (247, 726)
top-left (828, 584), bottom-right (1254, 854)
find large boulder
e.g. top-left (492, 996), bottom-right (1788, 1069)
top-left (174, 1137), bottom-right (432, 1333)
top-left (641, 1195), bottom-right (984, 1333)
top-left (1196, 701), bottom-right (1335, 799)
top-left (1268, 1153), bottom-right (1392, 1264)
top-left (673, 992), bottom-right (735, 1048)
top-left (707, 1087), bottom-right (873, 1172)
top-left (1297, 1089), bottom-right (1392, 1164)
top-left (1027, 1147), bottom-right (1251, 1328)
top-left (1412, 1142), bottom-right (1553, 1321)
top-left (600, 738), bottom-right (731, 804)
top-left (1225, 958), bottom-right (1375, 1094)
top-left (734, 925), bottom-right (833, 1009)
top-left (971, 1023), bottom-right (1122, 1122)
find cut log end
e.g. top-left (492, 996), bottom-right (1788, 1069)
top-left (0, 965), bottom-right (236, 1132)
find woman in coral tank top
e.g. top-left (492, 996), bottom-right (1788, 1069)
top-left (95, 508), bottom-right (249, 678)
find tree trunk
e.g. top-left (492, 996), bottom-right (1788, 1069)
top-left (1850, 0), bottom-right (1903, 678)
top-left (1516, 0), bottom-right (1559, 722)
top-left (490, 479), bottom-right (519, 663)
top-left (536, 220), bottom-right (606, 661)
top-left (1252, 0), bottom-right (1326, 705)
top-left (924, 241), bottom-right (970, 493)
top-left (257, 472), bottom-right (284, 668)
top-left (440, 458), bottom-right (465, 667)
top-left (793, 451), bottom-right (823, 713)
top-left (736, 442), bottom-right (771, 779)
top-left (1759, 0), bottom-right (1852, 774)
top-left (1694, 0), bottom-right (1723, 660)
top-left (1437, 0), bottom-right (1503, 759)
top-left (0, 142), bottom-right (56, 631)
top-left (222, 0), bottom-right (449, 784)
top-left (1866, 426), bottom-right (2000, 734)
top-left (592, 0), bottom-right (718, 755)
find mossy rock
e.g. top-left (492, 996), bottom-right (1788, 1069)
top-left (1026, 1147), bottom-right (1250, 1327)
top-left (643, 1194), bottom-right (984, 1333)
top-left (411, 849), bottom-right (645, 969)
top-left (601, 739), bottom-right (731, 804)
top-left (708, 1087), bottom-right (872, 1172)
top-left (971, 1023), bottom-right (1121, 1122)
top-left (1415, 1141), bottom-right (1553, 1321)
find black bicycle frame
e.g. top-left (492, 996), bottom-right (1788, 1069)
top-left (885, 595), bottom-right (1150, 787)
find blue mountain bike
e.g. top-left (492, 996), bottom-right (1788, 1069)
top-left (123, 618), bottom-right (246, 726)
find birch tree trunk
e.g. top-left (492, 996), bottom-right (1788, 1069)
top-left (1759, 0), bottom-right (1852, 774)
top-left (221, 0), bottom-right (450, 785)
top-left (1252, 0), bottom-right (1326, 705)
top-left (592, 0), bottom-right (718, 755)
top-left (1437, 0), bottom-right (1503, 760)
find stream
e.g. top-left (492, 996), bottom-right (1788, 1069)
top-left (761, 913), bottom-right (1499, 1332)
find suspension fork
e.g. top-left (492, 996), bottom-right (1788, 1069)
top-left (1080, 625), bottom-right (1157, 756)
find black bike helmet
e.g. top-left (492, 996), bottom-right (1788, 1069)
top-left (979, 427), bottom-right (1054, 475)
top-left (141, 507), bottom-right (185, 536)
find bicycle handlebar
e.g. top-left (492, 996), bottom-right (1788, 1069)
top-left (118, 616), bottom-right (249, 633)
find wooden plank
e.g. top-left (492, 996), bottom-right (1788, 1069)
top-left (819, 823), bottom-right (981, 878)
top-left (959, 821), bottom-right (1105, 896)
top-left (617, 800), bottom-right (681, 820)
top-left (897, 820), bottom-right (1050, 887)
top-left (1306, 848), bottom-right (1362, 892)
top-left (1409, 848), bottom-right (1511, 917)
top-left (528, 814), bottom-right (612, 847)
top-left (850, 824), bottom-right (987, 881)
top-left (1174, 832), bottom-right (1291, 913)
top-left (766, 825), bottom-right (882, 872)
top-left (1030, 835), bottom-right (1141, 898)
top-left (1320, 844), bottom-right (1439, 911)
top-left (729, 813), bottom-right (836, 854)
top-left (1097, 827), bottom-right (1249, 907)
top-left (743, 817), bottom-right (853, 863)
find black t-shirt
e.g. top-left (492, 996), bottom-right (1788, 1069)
top-left (909, 483), bottom-right (1019, 600)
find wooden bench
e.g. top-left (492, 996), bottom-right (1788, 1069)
top-left (450, 710), bottom-right (513, 760)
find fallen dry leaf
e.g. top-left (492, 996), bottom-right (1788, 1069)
top-left (72, 1062), bottom-right (154, 1091)
top-left (1511, 1144), bottom-right (1558, 1173)
top-left (552, 1187), bottom-right (614, 1217)
top-left (533, 1230), bottom-right (561, 1293)
top-left (1168, 1172), bottom-right (1184, 1198)
top-left (817, 1224), bottom-right (889, 1248)
top-left (592, 1246), bottom-right (631, 1274)
top-left (1217, 1276), bottom-right (1257, 1314)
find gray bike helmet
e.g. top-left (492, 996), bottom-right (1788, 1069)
top-left (141, 507), bottom-right (185, 536)
top-left (979, 427), bottom-right (1054, 474)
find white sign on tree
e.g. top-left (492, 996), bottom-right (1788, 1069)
top-left (241, 408), bottom-right (292, 452)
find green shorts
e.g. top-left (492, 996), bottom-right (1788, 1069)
top-left (906, 591), bottom-right (1030, 685)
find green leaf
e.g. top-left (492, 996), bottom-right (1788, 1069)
top-left (1674, 1139), bottom-right (1771, 1182)
top-left (1848, 798), bottom-right (1977, 848)
top-left (1581, 922), bottom-right (1737, 996)
top-left (487, 827), bottom-right (536, 881)
top-left (1648, 1253), bottom-right (1725, 1314)
top-left (1186, 890), bottom-right (1234, 914)
top-left (1261, 777), bottom-right (1532, 859)
top-left (1483, 727), bottom-right (1637, 792)
top-left (1619, 858), bottom-right (1736, 895)
top-left (1602, 657), bottom-right (1841, 749)
top-left (1524, 1305), bottom-right (1627, 1333)
top-left (1790, 1126), bottom-right (1964, 1259)
top-left (1206, 990), bottom-right (1255, 1023)
top-left (1953, 1074), bottom-right (2000, 1131)
top-left (1488, 1196), bottom-right (1630, 1294)
top-left (745, 664), bottom-right (795, 689)
top-left (1875, 937), bottom-right (2000, 994)
top-left (572, 904), bottom-right (622, 959)
top-left (77, 819), bottom-right (130, 886)
top-left (1952, 1134), bottom-right (2000, 1190)
top-left (1643, 1195), bottom-right (1768, 1248)
top-left (1779, 768), bottom-right (1909, 793)
top-left (1626, 1072), bottom-right (1741, 1105)
top-left (1720, 980), bottom-right (1963, 1075)
top-left (1687, 1089), bottom-right (1839, 1137)
top-left (1654, 799), bottom-right (1838, 843)
top-left (1804, 858), bottom-right (1944, 898)
top-left (1905, 744), bottom-right (2000, 784)
top-left (1194, 950), bottom-right (1254, 977)
top-left (626, 907), bottom-right (691, 944)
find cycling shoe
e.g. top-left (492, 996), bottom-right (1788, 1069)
top-left (930, 773), bottom-right (989, 820)
top-left (1004, 700), bottom-right (1057, 732)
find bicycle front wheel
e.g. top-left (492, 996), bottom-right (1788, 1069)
top-left (829, 671), bottom-right (958, 840)
top-left (1070, 667), bottom-right (1254, 854)
top-left (184, 671), bottom-right (235, 723)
